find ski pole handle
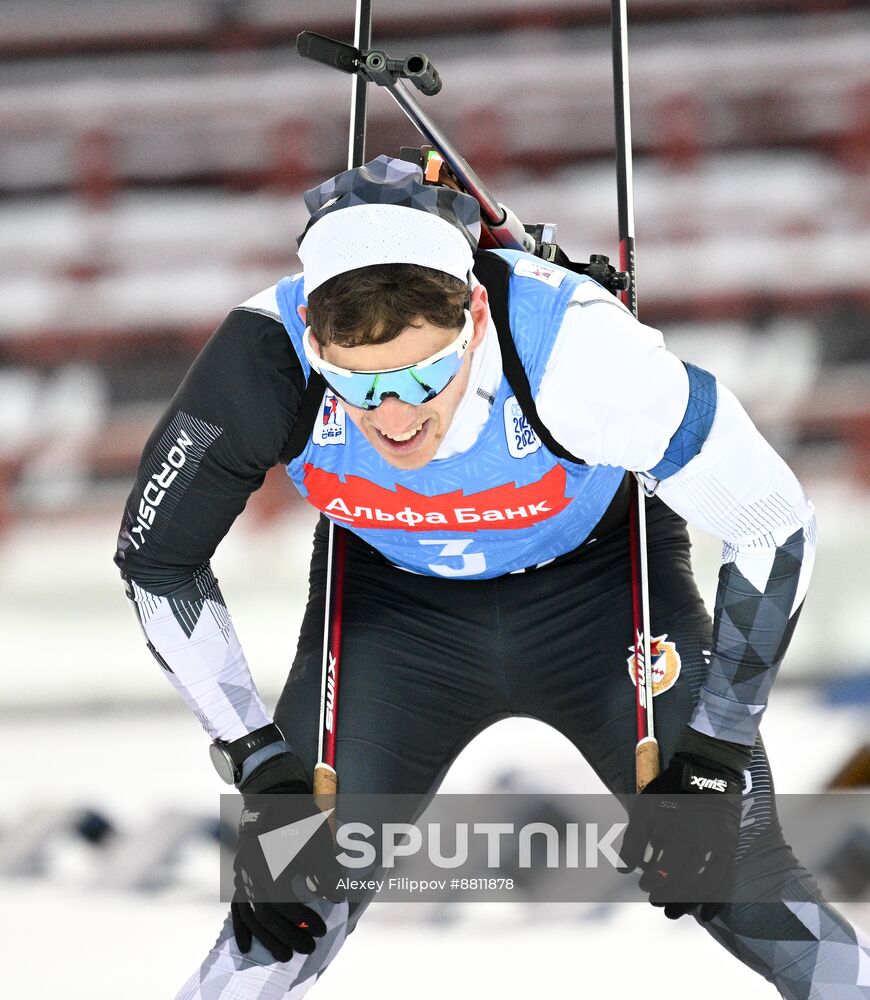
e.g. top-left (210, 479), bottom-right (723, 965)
top-left (313, 762), bottom-right (338, 816)
top-left (635, 736), bottom-right (660, 792)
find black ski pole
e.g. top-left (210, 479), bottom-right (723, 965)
top-left (312, 0), bottom-right (372, 807)
top-left (611, 0), bottom-right (659, 792)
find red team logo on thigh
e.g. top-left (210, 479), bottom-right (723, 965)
top-left (626, 633), bottom-right (682, 697)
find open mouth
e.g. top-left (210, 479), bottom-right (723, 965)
top-left (374, 419), bottom-right (430, 452)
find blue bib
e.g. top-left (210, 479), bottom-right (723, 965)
top-left (276, 250), bottom-right (624, 579)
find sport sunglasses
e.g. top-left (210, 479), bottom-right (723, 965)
top-left (303, 309), bottom-right (474, 411)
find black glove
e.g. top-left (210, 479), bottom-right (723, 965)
top-left (619, 732), bottom-right (749, 922)
top-left (231, 753), bottom-right (344, 963)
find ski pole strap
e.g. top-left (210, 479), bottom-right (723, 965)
top-left (472, 250), bottom-right (587, 467)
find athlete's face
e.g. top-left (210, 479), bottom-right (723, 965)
top-left (299, 284), bottom-right (489, 471)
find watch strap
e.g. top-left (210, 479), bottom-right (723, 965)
top-left (222, 722), bottom-right (284, 766)
top-left (238, 740), bottom-right (297, 786)
top-left (211, 722), bottom-right (289, 784)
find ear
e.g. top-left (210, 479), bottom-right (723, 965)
top-left (468, 284), bottom-right (489, 352)
top-left (297, 305), bottom-right (324, 358)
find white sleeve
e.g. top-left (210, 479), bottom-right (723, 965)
top-left (538, 285), bottom-right (817, 745)
top-left (535, 288), bottom-right (689, 470)
top-left (654, 383), bottom-right (816, 614)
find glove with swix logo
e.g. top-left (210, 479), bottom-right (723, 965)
top-left (618, 732), bottom-right (749, 922)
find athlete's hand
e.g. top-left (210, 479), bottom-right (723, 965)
top-left (231, 754), bottom-right (344, 963)
top-left (618, 752), bottom-right (744, 921)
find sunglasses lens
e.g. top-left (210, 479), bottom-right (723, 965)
top-left (324, 352), bottom-right (463, 410)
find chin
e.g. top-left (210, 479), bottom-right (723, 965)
top-left (377, 446), bottom-right (438, 471)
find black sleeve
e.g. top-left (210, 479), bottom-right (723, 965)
top-left (114, 307), bottom-right (305, 592)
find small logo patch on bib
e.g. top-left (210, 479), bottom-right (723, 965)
top-left (504, 396), bottom-right (542, 458)
top-left (313, 392), bottom-right (346, 446)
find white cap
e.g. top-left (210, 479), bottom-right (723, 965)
top-left (298, 202), bottom-right (475, 297)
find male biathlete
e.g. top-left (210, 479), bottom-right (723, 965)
top-left (116, 156), bottom-right (870, 999)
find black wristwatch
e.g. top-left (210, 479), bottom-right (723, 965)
top-left (209, 723), bottom-right (286, 785)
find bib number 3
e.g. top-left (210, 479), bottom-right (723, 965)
top-left (419, 539), bottom-right (486, 578)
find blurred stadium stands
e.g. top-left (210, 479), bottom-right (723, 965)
top-left (1, 1), bottom-right (869, 528)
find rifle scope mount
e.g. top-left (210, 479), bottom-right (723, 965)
top-left (297, 30), bottom-right (524, 243)
top-left (297, 31), bottom-right (441, 96)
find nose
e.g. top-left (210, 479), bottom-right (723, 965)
top-left (371, 395), bottom-right (419, 431)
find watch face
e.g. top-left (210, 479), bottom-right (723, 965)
top-left (209, 743), bottom-right (237, 784)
